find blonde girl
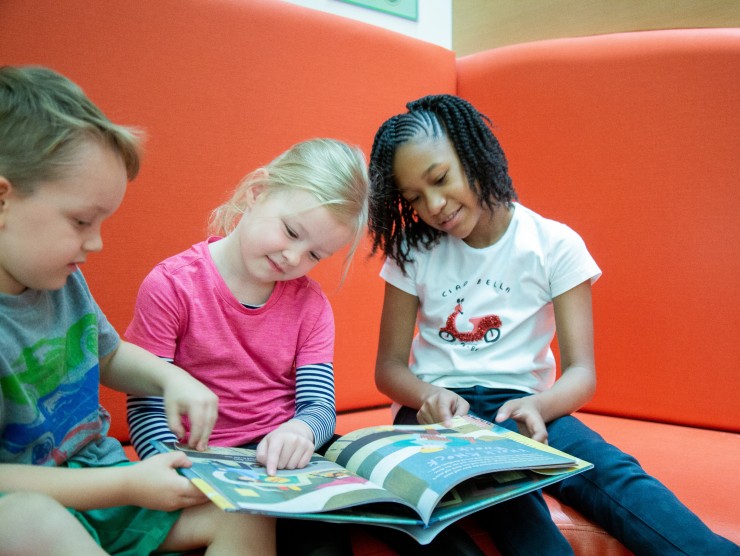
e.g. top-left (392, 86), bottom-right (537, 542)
top-left (126, 138), bottom-right (368, 555)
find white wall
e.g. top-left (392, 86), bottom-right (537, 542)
top-left (282, 0), bottom-right (452, 49)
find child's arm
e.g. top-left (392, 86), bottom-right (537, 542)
top-left (0, 452), bottom-right (207, 511)
top-left (127, 395), bottom-right (179, 459)
top-left (293, 362), bottom-right (336, 448)
top-left (495, 280), bottom-right (597, 442)
top-left (375, 283), bottom-right (470, 424)
top-left (100, 341), bottom-right (217, 450)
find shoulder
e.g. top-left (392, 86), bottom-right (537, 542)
top-left (514, 205), bottom-right (601, 291)
top-left (152, 240), bottom-right (211, 275)
top-left (284, 275), bottom-right (330, 305)
top-left (513, 204), bottom-right (587, 249)
top-left (141, 240), bottom-right (215, 290)
top-left (515, 204), bottom-right (572, 234)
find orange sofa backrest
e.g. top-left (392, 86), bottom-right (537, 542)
top-left (458, 29), bottom-right (740, 432)
top-left (0, 0), bottom-right (456, 440)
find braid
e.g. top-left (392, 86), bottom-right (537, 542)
top-left (369, 115), bottom-right (440, 273)
top-left (368, 95), bottom-right (517, 273)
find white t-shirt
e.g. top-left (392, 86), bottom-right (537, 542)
top-left (381, 204), bottom-right (601, 394)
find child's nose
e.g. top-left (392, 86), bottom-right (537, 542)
top-left (425, 192), bottom-right (446, 215)
top-left (82, 231), bottom-right (103, 253)
top-left (283, 247), bottom-right (301, 267)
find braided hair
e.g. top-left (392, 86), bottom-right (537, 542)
top-left (368, 94), bottom-right (517, 274)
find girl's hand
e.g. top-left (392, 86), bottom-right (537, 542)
top-left (256, 420), bottom-right (315, 476)
top-left (124, 452), bottom-right (208, 511)
top-left (161, 374), bottom-right (218, 451)
top-left (417, 387), bottom-right (469, 425)
top-left (495, 397), bottom-right (548, 444)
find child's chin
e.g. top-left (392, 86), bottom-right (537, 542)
top-left (43, 274), bottom-right (73, 291)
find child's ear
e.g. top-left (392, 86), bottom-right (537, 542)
top-left (244, 169), bottom-right (270, 209)
top-left (0, 177), bottom-right (11, 226)
top-left (0, 177), bottom-right (11, 208)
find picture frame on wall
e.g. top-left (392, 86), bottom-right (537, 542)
top-left (335, 0), bottom-right (418, 22)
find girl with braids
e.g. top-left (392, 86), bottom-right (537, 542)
top-left (368, 94), bottom-right (738, 555)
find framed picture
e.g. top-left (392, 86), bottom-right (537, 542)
top-left (335, 0), bottom-right (418, 22)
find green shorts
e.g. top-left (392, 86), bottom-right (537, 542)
top-left (68, 503), bottom-right (181, 555)
top-left (65, 460), bottom-right (183, 555)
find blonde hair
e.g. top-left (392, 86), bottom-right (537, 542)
top-left (209, 138), bottom-right (369, 278)
top-left (0, 65), bottom-right (142, 194)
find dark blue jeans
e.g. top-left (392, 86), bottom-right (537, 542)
top-left (398, 387), bottom-right (739, 556)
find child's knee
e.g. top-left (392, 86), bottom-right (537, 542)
top-left (169, 502), bottom-right (276, 554)
top-left (1, 492), bottom-right (66, 527)
top-left (207, 509), bottom-right (276, 555)
top-left (0, 492), bottom-right (77, 550)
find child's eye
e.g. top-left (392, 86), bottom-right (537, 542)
top-left (284, 224), bottom-right (299, 239)
top-left (309, 252), bottom-right (321, 262)
top-left (434, 172), bottom-right (447, 185)
top-left (73, 218), bottom-right (91, 228)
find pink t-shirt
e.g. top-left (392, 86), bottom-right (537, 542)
top-left (125, 238), bottom-right (334, 446)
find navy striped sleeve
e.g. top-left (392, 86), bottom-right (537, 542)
top-left (126, 356), bottom-right (178, 459)
top-left (127, 395), bottom-right (177, 460)
top-left (294, 362), bottom-right (336, 449)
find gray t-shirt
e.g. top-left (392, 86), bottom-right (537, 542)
top-left (0, 270), bottom-right (127, 467)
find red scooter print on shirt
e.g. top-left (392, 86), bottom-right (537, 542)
top-left (439, 298), bottom-right (502, 343)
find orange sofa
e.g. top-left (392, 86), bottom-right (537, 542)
top-left (2, 1), bottom-right (738, 553)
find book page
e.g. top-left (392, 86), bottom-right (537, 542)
top-left (323, 415), bottom-right (578, 522)
top-left (155, 442), bottom-right (415, 516)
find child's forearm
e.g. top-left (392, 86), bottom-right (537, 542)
top-left (294, 362), bottom-right (336, 448)
top-left (127, 395), bottom-right (178, 459)
top-left (376, 360), bottom-right (440, 410)
top-left (100, 341), bottom-right (191, 395)
top-left (293, 404), bottom-right (333, 449)
top-left (535, 365), bottom-right (596, 423)
top-left (0, 463), bottom-right (134, 510)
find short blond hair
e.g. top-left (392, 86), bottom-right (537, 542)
top-left (0, 65), bottom-right (142, 193)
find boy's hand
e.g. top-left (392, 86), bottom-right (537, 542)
top-left (417, 387), bottom-right (469, 425)
top-left (256, 420), bottom-right (314, 476)
top-left (162, 374), bottom-right (218, 451)
top-left (495, 397), bottom-right (548, 444)
top-left (125, 452), bottom-right (207, 511)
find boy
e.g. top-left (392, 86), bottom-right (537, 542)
top-left (0, 65), bottom-right (273, 555)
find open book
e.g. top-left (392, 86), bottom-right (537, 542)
top-left (155, 415), bottom-right (592, 544)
